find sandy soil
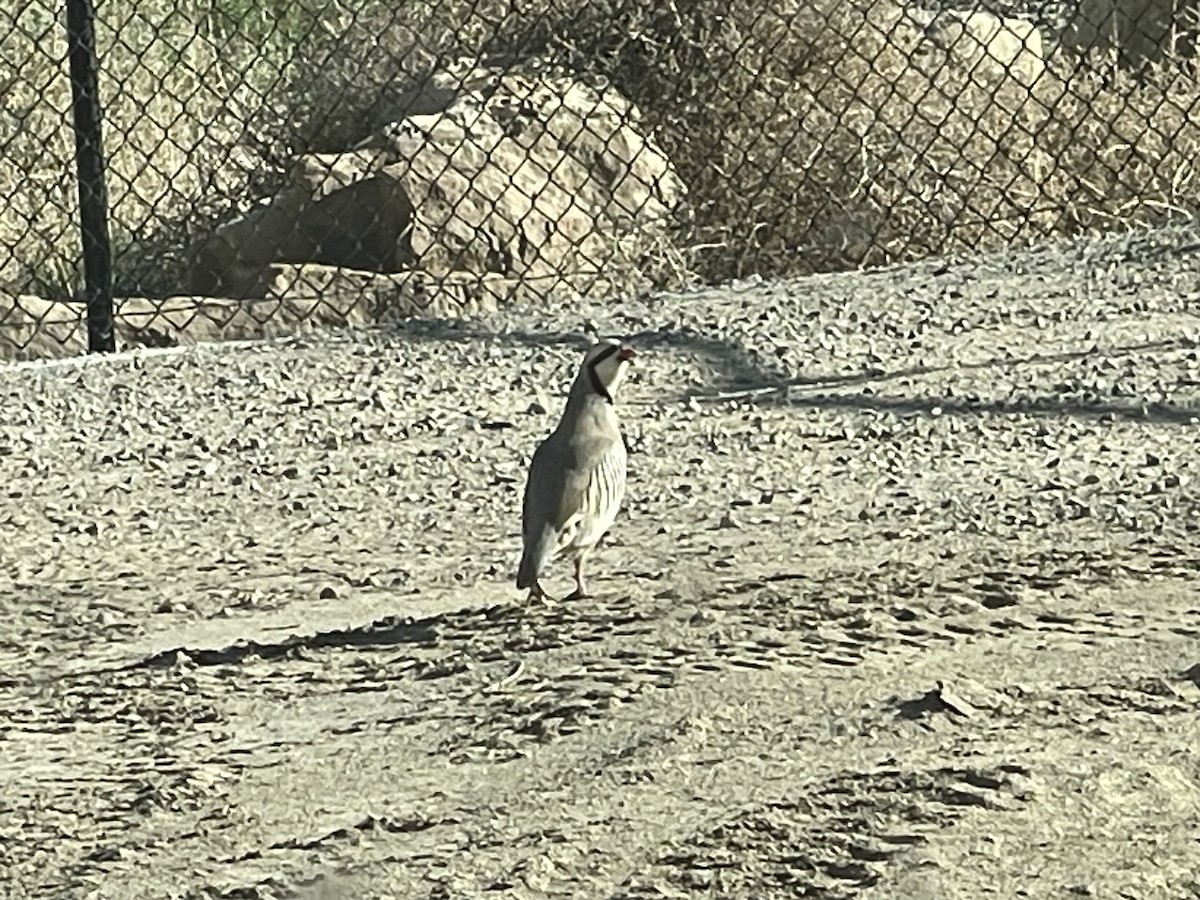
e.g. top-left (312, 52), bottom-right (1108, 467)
top-left (2, 226), bottom-right (1200, 900)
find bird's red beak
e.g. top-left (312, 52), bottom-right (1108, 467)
top-left (618, 346), bottom-right (636, 362)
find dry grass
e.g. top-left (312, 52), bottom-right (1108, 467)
top-left (491, 0), bottom-right (1200, 279)
top-left (1, 3), bottom-right (81, 296)
top-left (2, 0), bottom-right (1200, 301)
top-left (0, 0), bottom-right (281, 297)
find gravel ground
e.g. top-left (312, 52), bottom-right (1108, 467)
top-left (3, 225), bottom-right (1200, 899)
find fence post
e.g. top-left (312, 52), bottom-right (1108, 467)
top-left (65, 0), bottom-right (115, 353)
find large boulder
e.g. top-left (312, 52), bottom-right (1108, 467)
top-left (189, 59), bottom-right (688, 306)
top-left (904, 9), bottom-right (1047, 89)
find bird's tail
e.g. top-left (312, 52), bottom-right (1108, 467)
top-left (516, 530), bottom-right (552, 589)
top-left (515, 548), bottom-right (539, 589)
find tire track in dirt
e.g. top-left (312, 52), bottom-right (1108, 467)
top-left (6, 497), bottom-right (1200, 897)
top-left (612, 764), bottom-right (1036, 899)
top-left (8, 541), bottom-right (1194, 898)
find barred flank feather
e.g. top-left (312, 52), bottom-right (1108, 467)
top-left (577, 440), bottom-right (627, 550)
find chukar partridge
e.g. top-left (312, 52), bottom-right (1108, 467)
top-left (517, 340), bottom-right (636, 602)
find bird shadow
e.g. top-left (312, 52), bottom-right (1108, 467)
top-left (121, 614), bottom-right (443, 671)
top-left (374, 315), bottom-right (1199, 427)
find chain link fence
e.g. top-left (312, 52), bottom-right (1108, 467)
top-left (2, 0), bottom-right (1199, 358)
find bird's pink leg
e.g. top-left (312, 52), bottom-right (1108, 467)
top-left (564, 556), bottom-right (589, 601)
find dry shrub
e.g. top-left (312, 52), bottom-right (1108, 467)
top-left (466, 0), bottom-right (1200, 279)
top-left (1029, 57), bottom-right (1200, 234)
top-left (233, 0), bottom-right (617, 156)
top-left (1, 4), bottom-right (80, 295)
top-left (0, 0), bottom-right (277, 297)
top-left (465, 0), bottom-right (1037, 276)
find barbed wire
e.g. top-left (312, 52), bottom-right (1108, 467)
top-left (2, 0), bottom-right (1199, 358)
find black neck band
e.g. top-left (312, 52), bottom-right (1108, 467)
top-left (586, 345), bottom-right (619, 404)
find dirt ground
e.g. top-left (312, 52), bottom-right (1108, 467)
top-left (2, 226), bottom-right (1200, 900)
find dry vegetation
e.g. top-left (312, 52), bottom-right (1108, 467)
top-left (1, 0), bottom-right (270, 297)
top-left (494, 0), bottom-right (1200, 279)
top-left (2, 0), bottom-right (1199, 300)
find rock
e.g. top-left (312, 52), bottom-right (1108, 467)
top-left (0, 261), bottom-right (569, 358)
top-left (189, 58), bottom-right (688, 305)
top-left (933, 12), bottom-right (1045, 88)
top-left (188, 151), bottom-right (413, 297)
top-left (264, 263), bottom-right (508, 321)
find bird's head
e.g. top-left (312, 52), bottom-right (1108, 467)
top-left (581, 340), bottom-right (635, 403)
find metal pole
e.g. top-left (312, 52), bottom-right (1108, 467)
top-left (65, 0), bottom-right (115, 353)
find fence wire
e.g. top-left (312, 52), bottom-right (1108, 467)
top-left (2, 0), bottom-right (1199, 358)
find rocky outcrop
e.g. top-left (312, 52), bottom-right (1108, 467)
top-left (189, 60), bottom-right (688, 309)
